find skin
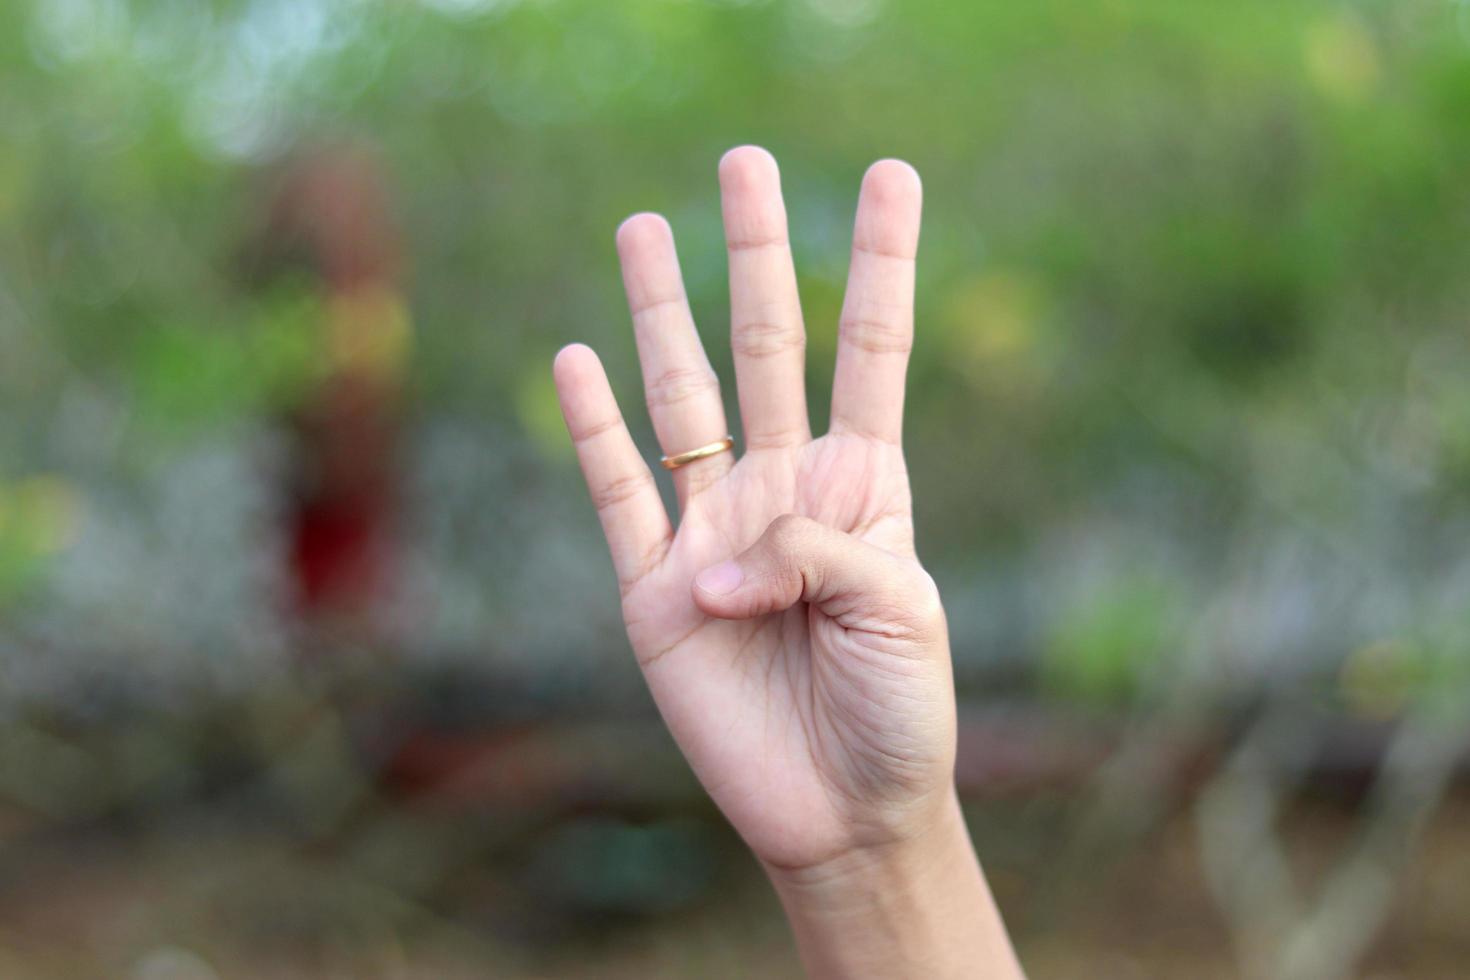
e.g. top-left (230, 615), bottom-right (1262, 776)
top-left (553, 146), bottom-right (1024, 978)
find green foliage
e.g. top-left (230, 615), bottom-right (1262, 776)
top-left (130, 284), bottom-right (325, 442)
top-left (3, 0), bottom-right (1469, 698)
top-left (0, 476), bottom-right (79, 607)
top-left (1043, 575), bottom-right (1184, 704)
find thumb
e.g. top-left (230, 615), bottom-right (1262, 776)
top-left (691, 515), bottom-right (942, 636)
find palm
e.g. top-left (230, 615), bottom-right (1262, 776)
top-left (555, 148), bottom-right (940, 869)
top-left (629, 439), bottom-right (917, 866)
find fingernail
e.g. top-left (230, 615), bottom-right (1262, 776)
top-left (695, 560), bottom-right (744, 596)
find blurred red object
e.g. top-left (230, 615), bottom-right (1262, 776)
top-left (254, 145), bottom-right (411, 637)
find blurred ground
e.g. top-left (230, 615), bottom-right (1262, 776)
top-left (2, 786), bottom-right (1468, 978)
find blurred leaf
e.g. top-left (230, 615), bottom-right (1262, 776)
top-left (1042, 576), bottom-right (1183, 704)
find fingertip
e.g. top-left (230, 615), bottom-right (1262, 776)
top-left (719, 145), bottom-right (780, 191)
top-left (862, 158), bottom-right (923, 204)
top-left (691, 562), bottom-right (753, 621)
top-left (553, 342), bottom-right (600, 386)
top-left (855, 159), bottom-right (922, 259)
top-left (615, 211), bottom-right (672, 255)
top-left (552, 344), bottom-right (620, 435)
top-left (690, 581), bottom-right (723, 618)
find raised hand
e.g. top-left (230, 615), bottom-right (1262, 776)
top-left (553, 147), bottom-right (1021, 977)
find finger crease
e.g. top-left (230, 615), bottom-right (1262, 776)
top-left (618, 533), bottom-right (673, 597)
top-left (591, 470), bottom-right (657, 513)
top-left (829, 419), bottom-right (902, 446)
top-left (853, 242), bottom-right (917, 263)
top-left (726, 235), bottom-right (789, 252)
top-left (679, 462), bottom-right (729, 501)
top-left (630, 295), bottom-right (688, 320)
top-left (646, 365), bottom-right (720, 408)
top-left (733, 323), bottom-right (805, 359)
top-left (570, 415), bottom-right (624, 445)
top-left (743, 431), bottom-right (806, 452)
top-left (839, 317), bottom-right (913, 355)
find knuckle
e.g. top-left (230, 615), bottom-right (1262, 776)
top-left (905, 568), bottom-right (947, 632)
top-left (766, 513), bottom-right (812, 550)
top-left (590, 470), bottom-right (655, 512)
top-left (857, 566), bottom-right (945, 643)
top-left (732, 319), bottom-right (805, 360)
top-left (839, 314), bottom-right (913, 355)
top-left (645, 364), bottom-right (719, 408)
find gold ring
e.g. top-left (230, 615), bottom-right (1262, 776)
top-left (660, 435), bottom-right (735, 470)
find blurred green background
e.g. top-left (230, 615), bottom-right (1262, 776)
top-left (2, 0), bottom-right (1470, 976)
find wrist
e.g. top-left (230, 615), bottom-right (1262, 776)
top-left (762, 786), bottom-right (963, 894)
top-left (764, 787), bottom-right (1024, 979)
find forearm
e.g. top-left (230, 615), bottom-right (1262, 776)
top-left (765, 788), bottom-right (1025, 979)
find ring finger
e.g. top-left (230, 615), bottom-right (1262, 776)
top-left (616, 212), bottom-right (732, 508)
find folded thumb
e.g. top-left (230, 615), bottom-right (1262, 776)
top-left (691, 515), bottom-right (936, 633)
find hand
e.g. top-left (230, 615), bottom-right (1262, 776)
top-left (555, 144), bottom-right (944, 861)
top-left (554, 147), bottom-right (1022, 976)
